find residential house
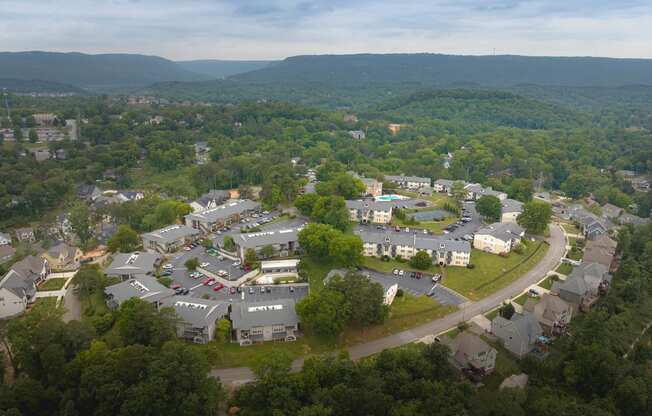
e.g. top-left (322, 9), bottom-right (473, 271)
top-left (464, 183), bottom-right (507, 201)
top-left (106, 252), bottom-right (162, 280)
top-left (551, 262), bottom-right (611, 312)
top-left (583, 234), bottom-right (617, 269)
top-left (384, 175), bottom-right (431, 190)
top-left (194, 141), bottom-right (211, 164)
top-left (433, 179), bottom-right (457, 193)
top-left (185, 199), bottom-right (260, 234)
top-left (0, 245), bottom-right (16, 264)
top-left (33, 112), bottom-right (57, 125)
top-left (473, 223), bottom-right (525, 255)
top-left (326, 269), bottom-right (398, 305)
top-left (601, 203), bottom-right (623, 220)
top-left (231, 298), bottom-right (301, 344)
top-left (55, 149), bottom-right (68, 160)
top-left (356, 229), bottom-right (471, 267)
top-left (95, 222), bottom-right (118, 245)
top-left (0, 256), bottom-right (50, 318)
top-left (348, 172), bottom-right (383, 197)
top-left (41, 242), bottom-right (82, 271)
top-left (523, 293), bottom-right (573, 336)
top-left (77, 185), bottom-right (102, 201)
top-left (491, 312), bottom-right (543, 358)
top-left (233, 227), bottom-right (302, 260)
top-left (104, 275), bottom-right (174, 309)
top-left (32, 149), bottom-right (51, 162)
top-left (618, 213), bottom-right (650, 227)
top-left (501, 199), bottom-right (524, 223)
top-left (115, 191), bottom-right (144, 203)
top-left (348, 130), bottom-right (366, 140)
top-left (446, 332), bottom-right (497, 375)
top-left (162, 296), bottom-right (229, 344)
top-left (569, 207), bottom-right (609, 240)
top-left (189, 190), bottom-right (231, 213)
top-left (346, 199), bottom-right (393, 224)
top-left (15, 227), bottom-right (35, 243)
top-left (387, 123), bottom-right (403, 135)
top-left (142, 225), bottom-right (201, 253)
top-left (0, 232), bottom-right (11, 246)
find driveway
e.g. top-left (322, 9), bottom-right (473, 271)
top-left (211, 224), bottom-right (565, 385)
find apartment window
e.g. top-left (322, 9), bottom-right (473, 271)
top-left (251, 327), bottom-right (264, 336)
top-left (272, 325), bottom-right (285, 333)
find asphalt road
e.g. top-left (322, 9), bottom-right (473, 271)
top-left (211, 224), bottom-right (565, 385)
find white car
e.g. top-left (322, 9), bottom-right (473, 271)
top-left (233, 261), bottom-right (242, 267)
top-left (162, 264), bottom-right (173, 269)
top-left (200, 262), bottom-right (209, 268)
top-left (398, 270), bottom-right (405, 277)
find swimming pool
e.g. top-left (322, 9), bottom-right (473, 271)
top-left (375, 194), bottom-right (409, 202)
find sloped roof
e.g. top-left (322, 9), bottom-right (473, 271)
top-left (356, 229), bottom-right (471, 253)
top-left (475, 222), bottom-right (524, 242)
top-left (106, 252), bottom-right (161, 276)
top-left (231, 298), bottom-right (299, 330)
top-left (104, 275), bottom-right (174, 306)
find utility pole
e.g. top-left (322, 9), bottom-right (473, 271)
top-left (2, 88), bottom-right (10, 119)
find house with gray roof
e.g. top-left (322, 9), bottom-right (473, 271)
top-left (601, 203), bottom-right (623, 220)
top-left (0, 256), bottom-right (50, 318)
top-left (185, 199), bottom-right (260, 234)
top-left (41, 242), bottom-right (82, 271)
top-left (551, 262), bottom-right (611, 312)
top-left (570, 207), bottom-right (609, 240)
top-left (0, 232), bottom-right (11, 246)
top-left (142, 224), bottom-right (201, 253)
top-left (15, 227), bottom-right (35, 243)
top-left (233, 226), bottom-right (303, 261)
top-left (583, 234), bottom-right (617, 269)
top-left (618, 212), bottom-right (650, 227)
top-left (433, 179), bottom-right (458, 193)
top-left (348, 130), bottom-right (366, 140)
top-left (356, 229), bottom-right (471, 267)
top-left (326, 268), bottom-right (398, 305)
top-left (501, 199), bottom-right (524, 223)
top-left (231, 298), bottom-right (301, 344)
top-left (384, 175), bottom-right (431, 190)
top-left (104, 275), bottom-right (174, 310)
top-left (473, 222), bottom-right (525, 255)
top-left (161, 296), bottom-right (229, 344)
top-left (491, 312), bottom-right (543, 358)
top-left (523, 293), bottom-right (573, 336)
top-left (446, 332), bottom-right (497, 375)
top-left (346, 199), bottom-right (394, 224)
top-left (0, 245), bottom-right (16, 264)
top-left (348, 172), bottom-right (383, 197)
top-left (77, 184), bottom-right (102, 202)
top-left (464, 183), bottom-right (507, 201)
top-left (190, 189), bottom-right (231, 213)
top-left (106, 252), bottom-right (162, 280)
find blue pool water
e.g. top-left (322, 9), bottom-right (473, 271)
top-left (375, 194), bottom-right (408, 202)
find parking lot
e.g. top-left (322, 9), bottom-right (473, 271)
top-left (362, 268), bottom-right (467, 306)
top-left (445, 201), bottom-right (482, 239)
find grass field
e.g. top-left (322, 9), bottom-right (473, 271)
top-left (37, 278), bottom-right (67, 291)
top-left (442, 242), bottom-right (549, 301)
top-left (555, 263), bottom-right (573, 275)
top-left (361, 256), bottom-right (437, 274)
top-left (567, 248), bottom-right (583, 261)
top-left (538, 276), bottom-right (556, 290)
top-left (391, 216), bottom-right (457, 234)
top-left (561, 223), bottom-right (581, 235)
top-left (512, 293), bottom-right (529, 305)
top-left (299, 257), bottom-right (336, 290)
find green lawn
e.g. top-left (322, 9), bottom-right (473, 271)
top-left (37, 278), bottom-right (67, 291)
top-left (361, 256), bottom-right (435, 274)
top-left (567, 248), bottom-right (583, 261)
top-left (299, 257), bottom-right (337, 290)
top-left (204, 294), bottom-right (454, 368)
top-left (561, 223), bottom-right (581, 235)
top-left (484, 308), bottom-right (500, 321)
top-left (80, 290), bottom-right (110, 318)
top-left (512, 293), bottom-right (529, 305)
top-left (442, 242), bottom-right (549, 301)
top-left (32, 297), bottom-right (58, 312)
top-left (555, 263), bottom-right (573, 275)
top-left (538, 276), bottom-right (556, 290)
top-left (263, 213), bottom-right (291, 227)
top-left (391, 216), bottom-right (457, 234)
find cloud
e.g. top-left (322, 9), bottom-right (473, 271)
top-left (0, 0), bottom-right (650, 59)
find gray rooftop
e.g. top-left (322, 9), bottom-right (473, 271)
top-left (142, 224), bottom-right (200, 244)
top-left (502, 198), bottom-right (524, 214)
top-left (104, 275), bottom-right (174, 306)
top-left (106, 252), bottom-right (161, 276)
top-left (385, 175), bottom-right (431, 184)
top-left (231, 298), bottom-right (300, 330)
top-left (161, 296), bottom-right (229, 328)
top-left (433, 179), bottom-right (456, 187)
top-left (346, 199), bottom-right (394, 212)
top-left (475, 222), bottom-right (524, 242)
top-left (236, 226), bottom-right (303, 249)
top-left (356, 229), bottom-right (471, 253)
top-left (185, 199), bottom-right (260, 223)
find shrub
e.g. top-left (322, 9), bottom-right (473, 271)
top-left (396, 288), bottom-right (404, 298)
top-left (158, 277), bottom-right (172, 287)
top-left (513, 243), bottom-right (525, 255)
top-left (466, 263), bottom-right (475, 269)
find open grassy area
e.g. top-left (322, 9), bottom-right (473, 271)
top-left (484, 308), bottom-right (500, 321)
top-left (32, 297), bottom-right (58, 312)
top-left (567, 248), bottom-right (583, 261)
top-left (264, 213), bottom-right (291, 227)
top-left (538, 276), bottom-right (556, 290)
top-left (512, 293), bottom-right (529, 305)
top-left (561, 222), bottom-right (581, 235)
top-left (299, 257), bottom-right (336, 290)
top-left (361, 256), bottom-right (436, 274)
top-left (442, 241), bottom-right (549, 301)
top-left (205, 294), bottom-right (454, 368)
top-left (37, 278), bottom-right (67, 291)
top-left (555, 263), bottom-right (573, 275)
top-left (391, 216), bottom-right (457, 234)
top-left (342, 294), bottom-right (455, 345)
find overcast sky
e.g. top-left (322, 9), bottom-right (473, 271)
top-left (1, 0), bottom-right (651, 60)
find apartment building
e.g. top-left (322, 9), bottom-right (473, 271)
top-left (346, 199), bottom-right (393, 224)
top-left (473, 222), bottom-right (525, 255)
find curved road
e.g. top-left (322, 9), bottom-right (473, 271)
top-left (212, 224), bottom-right (566, 385)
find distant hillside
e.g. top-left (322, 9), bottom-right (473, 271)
top-left (176, 59), bottom-right (274, 79)
top-left (370, 89), bottom-right (590, 129)
top-left (0, 51), bottom-right (210, 90)
top-left (0, 78), bottom-right (86, 94)
top-left (232, 53), bottom-right (652, 87)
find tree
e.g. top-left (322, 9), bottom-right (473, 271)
top-left (244, 248), bottom-right (257, 265)
top-left (328, 234), bottom-right (363, 267)
top-left (517, 200), bottom-right (552, 235)
top-left (507, 178), bottom-right (534, 202)
top-left (328, 272), bottom-right (388, 326)
top-left (298, 223), bottom-right (340, 259)
top-left (311, 195), bottom-right (350, 231)
top-left (294, 193), bottom-right (320, 216)
top-left (475, 195), bottom-right (502, 222)
top-left (184, 257), bottom-right (199, 270)
top-left (316, 173), bottom-right (365, 199)
top-left (410, 251), bottom-right (432, 270)
top-left (28, 128), bottom-right (38, 143)
top-left (68, 202), bottom-right (93, 249)
top-left (296, 289), bottom-right (350, 338)
top-left (115, 298), bottom-right (177, 347)
top-left (450, 180), bottom-right (468, 206)
top-left (13, 127), bottom-right (23, 142)
top-left (222, 235), bottom-right (235, 251)
top-left (215, 319), bottom-right (231, 343)
top-left (107, 224), bottom-right (140, 253)
top-left (260, 245), bottom-right (275, 258)
top-left (499, 302), bottom-right (515, 319)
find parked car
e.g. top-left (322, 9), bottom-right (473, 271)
top-left (161, 270), bottom-right (172, 276)
top-left (200, 262), bottom-right (209, 268)
top-left (260, 286), bottom-right (266, 293)
top-left (416, 272), bottom-right (423, 279)
top-left (182, 288), bottom-right (190, 295)
top-left (249, 287), bottom-right (254, 294)
top-left (163, 264), bottom-right (173, 270)
top-left (184, 246), bottom-right (192, 251)
top-left (266, 287), bottom-right (271, 293)
top-left (203, 278), bottom-right (215, 286)
top-left (213, 283), bottom-right (225, 292)
top-left (410, 271), bottom-right (416, 278)
top-left (528, 288), bottom-right (540, 298)
top-left (289, 286), bottom-right (295, 293)
top-left (229, 287), bottom-right (236, 295)
top-left (170, 283), bottom-right (181, 290)
top-left (398, 269), bottom-right (405, 277)
top-left (392, 268), bottom-right (399, 276)
top-left (174, 287), bottom-right (185, 295)
top-left (432, 274), bottom-right (442, 283)
top-left (233, 260), bottom-right (242, 267)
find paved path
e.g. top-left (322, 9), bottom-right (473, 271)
top-left (211, 224), bottom-right (566, 385)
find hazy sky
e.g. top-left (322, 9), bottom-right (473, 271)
top-left (1, 0), bottom-right (651, 60)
